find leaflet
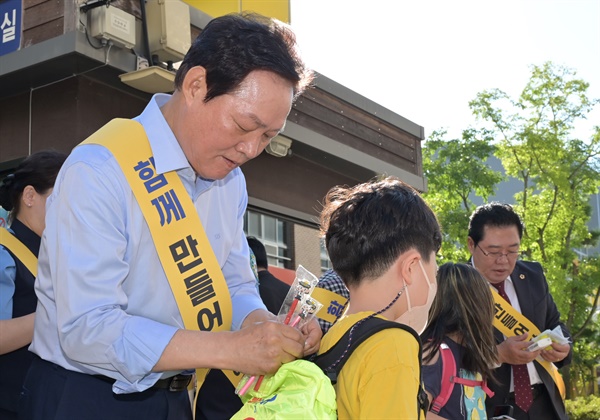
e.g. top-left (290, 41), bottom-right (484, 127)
top-left (533, 325), bottom-right (570, 345)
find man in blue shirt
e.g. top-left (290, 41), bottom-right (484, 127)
top-left (22, 13), bottom-right (319, 420)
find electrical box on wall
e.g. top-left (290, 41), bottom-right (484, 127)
top-left (145, 0), bottom-right (191, 63)
top-left (266, 136), bottom-right (293, 157)
top-left (88, 5), bottom-right (136, 50)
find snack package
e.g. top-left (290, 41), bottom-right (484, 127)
top-left (527, 337), bottom-right (553, 352)
top-left (533, 325), bottom-right (570, 347)
top-left (278, 265), bottom-right (320, 325)
top-left (236, 265), bottom-right (323, 397)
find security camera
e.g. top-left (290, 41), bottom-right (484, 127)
top-left (265, 135), bottom-right (292, 158)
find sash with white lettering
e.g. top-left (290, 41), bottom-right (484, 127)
top-left (0, 227), bottom-right (38, 277)
top-left (82, 119), bottom-right (233, 388)
top-left (312, 287), bottom-right (348, 324)
top-left (490, 287), bottom-right (566, 399)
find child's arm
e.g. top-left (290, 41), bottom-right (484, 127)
top-left (426, 409), bottom-right (448, 420)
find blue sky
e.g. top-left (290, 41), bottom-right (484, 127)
top-left (290, 0), bottom-right (600, 141)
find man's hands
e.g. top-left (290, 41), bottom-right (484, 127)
top-left (227, 309), bottom-right (322, 376)
top-left (155, 309), bottom-right (323, 376)
top-left (497, 332), bottom-right (569, 365)
top-left (229, 320), bottom-right (306, 376)
top-left (300, 317), bottom-right (322, 356)
top-left (540, 342), bottom-right (570, 364)
top-left (497, 333), bottom-right (541, 365)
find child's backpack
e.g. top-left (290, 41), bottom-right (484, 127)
top-left (430, 341), bottom-right (495, 414)
top-left (311, 316), bottom-right (429, 415)
top-left (231, 359), bottom-right (337, 420)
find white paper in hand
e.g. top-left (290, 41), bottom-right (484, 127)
top-left (533, 325), bottom-right (570, 345)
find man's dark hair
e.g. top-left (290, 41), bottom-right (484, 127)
top-left (174, 12), bottom-right (313, 102)
top-left (320, 176), bottom-right (442, 288)
top-left (468, 202), bottom-right (524, 244)
top-left (247, 236), bottom-right (268, 269)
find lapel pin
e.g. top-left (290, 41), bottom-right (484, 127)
top-left (519, 274), bottom-right (525, 279)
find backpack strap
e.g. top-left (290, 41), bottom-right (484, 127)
top-left (430, 341), bottom-right (495, 414)
top-left (452, 377), bottom-right (494, 398)
top-left (311, 316), bottom-right (428, 418)
top-left (430, 343), bottom-right (456, 414)
top-left (312, 316), bottom-right (409, 384)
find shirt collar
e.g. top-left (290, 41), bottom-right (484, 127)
top-left (134, 94), bottom-right (191, 176)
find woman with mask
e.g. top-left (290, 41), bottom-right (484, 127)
top-left (0, 150), bottom-right (67, 419)
top-left (421, 262), bottom-right (498, 420)
top-left (316, 176), bottom-right (442, 419)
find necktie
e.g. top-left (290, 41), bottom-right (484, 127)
top-left (496, 280), bottom-right (533, 412)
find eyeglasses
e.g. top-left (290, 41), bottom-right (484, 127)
top-left (476, 243), bottom-right (521, 260)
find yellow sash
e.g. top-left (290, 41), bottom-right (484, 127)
top-left (312, 287), bottom-right (348, 324)
top-left (0, 227), bottom-right (38, 277)
top-left (491, 287), bottom-right (566, 399)
top-left (82, 119), bottom-right (233, 388)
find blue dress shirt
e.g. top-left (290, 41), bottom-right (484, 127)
top-left (30, 94), bottom-right (266, 394)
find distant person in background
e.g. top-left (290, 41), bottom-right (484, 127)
top-left (468, 203), bottom-right (571, 420)
top-left (0, 150), bottom-right (67, 419)
top-left (315, 268), bottom-right (349, 334)
top-left (421, 262), bottom-right (497, 420)
top-left (247, 236), bottom-right (290, 315)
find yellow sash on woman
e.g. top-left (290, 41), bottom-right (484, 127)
top-left (82, 119), bottom-right (233, 387)
top-left (0, 227), bottom-right (37, 277)
top-left (491, 287), bottom-right (566, 399)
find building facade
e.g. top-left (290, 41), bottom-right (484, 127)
top-left (0, 0), bottom-right (427, 279)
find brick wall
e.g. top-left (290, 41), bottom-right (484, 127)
top-left (292, 224), bottom-right (322, 278)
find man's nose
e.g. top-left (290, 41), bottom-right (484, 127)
top-left (235, 137), bottom-right (263, 160)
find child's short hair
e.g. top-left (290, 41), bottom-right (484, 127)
top-left (320, 176), bottom-right (441, 288)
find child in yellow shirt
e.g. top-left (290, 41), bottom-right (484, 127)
top-left (317, 176), bottom-right (442, 419)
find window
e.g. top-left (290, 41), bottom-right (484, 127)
top-left (320, 238), bottom-right (332, 274)
top-left (244, 210), bottom-right (290, 268)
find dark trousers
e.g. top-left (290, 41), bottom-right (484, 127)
top-left (0, 407), bottom-right (18, 420)
top-left (507, 384), bottom-right (561, 420)
top-left (20, 357), bottom-right (192, 420)
top-left (195, 369), bottom-right (242, 420)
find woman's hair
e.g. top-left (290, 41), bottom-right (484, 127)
top-left (0, 150), bottom-right (67, 222)
top-left (422, 262), bottom-right (497, 381)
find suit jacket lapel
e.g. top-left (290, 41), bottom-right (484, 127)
top-left (511, 262), bottom-right (537, 329)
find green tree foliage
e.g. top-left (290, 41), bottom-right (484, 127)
top-left (422, 128), bottom-right (503, 262)
top-left (565, 394), bottom-right (600, 420)
top-left (423, 62), bottom-right (600, 397)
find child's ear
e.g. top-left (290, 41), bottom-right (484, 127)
top-left (399, 249), bottom-right (421, 286)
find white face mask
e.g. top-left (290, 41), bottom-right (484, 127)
top-left (395, 260), bottom-right (437, 334)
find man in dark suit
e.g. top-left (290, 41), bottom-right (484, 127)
top-left (247, 236), bottom-right (290, 315)
top-left (467, 203), bottom-right (572, 420)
